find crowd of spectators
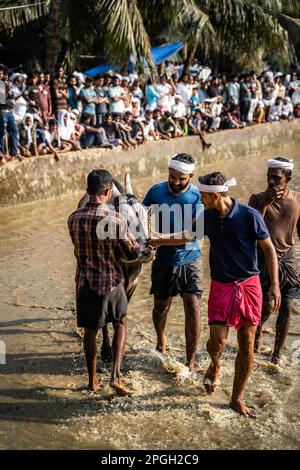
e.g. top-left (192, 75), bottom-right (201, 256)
top-left (1, 62), bottom-right (300, 165)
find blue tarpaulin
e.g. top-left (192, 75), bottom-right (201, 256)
top-left (85, 41), bottom-right (184, 77)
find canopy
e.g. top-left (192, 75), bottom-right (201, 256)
top-left (85, 41), bottom-right (184, 77)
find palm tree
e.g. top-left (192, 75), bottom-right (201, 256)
top-left (1, 0), bottom-right (299, 72)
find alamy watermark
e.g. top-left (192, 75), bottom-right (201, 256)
top-left (0, 340), bottom-right (6, 364)
top-left (95, 198), bottom-right (204, 248)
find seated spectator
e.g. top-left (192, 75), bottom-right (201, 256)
top-left (269, 97), bottom-right (283, 121)
top-left (171, 95), bottom-right (187, 133)
top-left (123, 111), bottom-right (144, 145)
top-left (294, 102), bottom-right (300, 118)
top-left (188, 109), bottom-right (211, 150)
top-left (209, 96), bottom-right (223, 131)
top-left (220, 104), bottom-right (242, 129)
top-left (101, 113), bottom-right (123, 147)
top-left (281, 96), bottom-right (294, 120)
top-left (157, 111), bottom-right (183, 139)
top-left (58, 110), bottom-right (81, 151)
top-left (44, 118), bottom-right (61, 159)
top-left (79, 113), bottom-right (111, 149)
top-left (18, 113), bottom-right (45, 157)
top-left (141, 109), bottom-right (160, 141)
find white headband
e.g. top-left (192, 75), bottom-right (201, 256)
top-left (197, 177), bottom-right (237, 193)
top-left (169, 156), bottom-right (195, 174)
top-left (267, 158), bottom-right (294, 171)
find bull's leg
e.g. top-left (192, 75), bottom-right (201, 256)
top-left (101, 324), bottom-right (113, 363)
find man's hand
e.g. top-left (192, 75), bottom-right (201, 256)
top-left (269, 283), bottom-right (281, 312)
top-left (262, 186), bottom-right (285, 205)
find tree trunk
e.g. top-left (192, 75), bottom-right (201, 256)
top-left (183, 43), bottom-right (197, 75)
top-left (45, 0), bottom-right (61, 73)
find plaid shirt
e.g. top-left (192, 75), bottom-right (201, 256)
top-left (68, 202), bottom-right (140, 295)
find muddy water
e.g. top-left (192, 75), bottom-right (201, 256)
top-left (0, 143), bottom-right (299, 450)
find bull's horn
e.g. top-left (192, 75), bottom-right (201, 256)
top-left (112, 183), bottom-right (122, 199)
top-left (124, 172), bottom-right (134, 195)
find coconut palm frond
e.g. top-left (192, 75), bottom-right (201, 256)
top-left (277, 14), bottom-right (300, 51)
top-left (0, 0), bottom-right (50, 30)
top-left (97, 0), bottom-right (153, 69)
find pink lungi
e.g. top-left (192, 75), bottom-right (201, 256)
top-left (208, 275), bottom-right (262, 330)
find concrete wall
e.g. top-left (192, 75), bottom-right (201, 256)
top-left (0, 120), bottom-right (299, 207)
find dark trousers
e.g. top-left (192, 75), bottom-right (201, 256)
top-left (0, 111), bottom-right (19, 155)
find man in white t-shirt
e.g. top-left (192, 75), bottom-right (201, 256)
top-left (108, 75), bottom-right (126, 114)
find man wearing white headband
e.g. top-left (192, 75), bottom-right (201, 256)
top-left (249, 157), bottom-right (300, 364)
top-left (148, 171), bottom-right (280, 417)
top-left (143, 153), bottom-right (203, 372)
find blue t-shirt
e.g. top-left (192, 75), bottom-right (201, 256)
top-left (203, 199), bottom-right (270, 282)
top-left (79, 87), bottom-right (97, 116)
top-left (143, 181), bottom-right (202, 266)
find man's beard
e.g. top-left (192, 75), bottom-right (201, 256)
top-left (169, 180), bottom-right (189, 193)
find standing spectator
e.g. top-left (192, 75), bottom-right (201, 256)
top-left (38, 71), bottom-right (52, 124)
top-left (108, 74), bottom-right (126, 115)
top-left (155, 74), bottom-right (172, 112)
top-left (94, 75), bottom-right (109, 126)
top-left (79, 76), bottom-right (98, 124)
top-left (239, 74), bottom-right (252, 124)
top-left (67, 75), bottom-right (80, 111)
top-left (0, 64), bottom-right (19, 162)
top-left (11, 74), bottom-right (27, 124)
top-left (24, 72), bottom-right (41, 115)
top-left (176, 73), bottom-right (191, 114)
top-left (227, 75), bottom-right (240, 106)
top-left (262, 73), bottom-right (276, 122)
top-left (51, 65), bottom-right (68, 115)
top-left (145, 78), bottom-right (160, 111)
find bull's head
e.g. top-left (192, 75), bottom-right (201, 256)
top-left (77, 172), bottom-right (154, 264)
top-left (112, 173), bottom-right (154, 263)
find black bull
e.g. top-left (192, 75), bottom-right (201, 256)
top-left (77, 173), bottom-right (154, 362)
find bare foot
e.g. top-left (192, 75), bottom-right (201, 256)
top-left (203, 362), bottom-right (220, 395)
top-left (230, 399), bottom-right (255, 418)
top-left (156, 335), bottom-right (167, 354)
top-left (110, 378), bottom-right (132, 397)
top-left (88, 379), bottom-right (100, 393)
top-left (202, 142), bottom-right (212, 151)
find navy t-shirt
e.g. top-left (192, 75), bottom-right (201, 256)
top-left (143, 181), bottom-right (202, 266)
top-left (203, 199), bottom-right (270, 282)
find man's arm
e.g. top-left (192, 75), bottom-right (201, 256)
top-left (147, 229), bottom-right (193, 246)
top-left (249, 190), bottom-right (284, 217)
top-left (258, 237), bottom-right (281, 311)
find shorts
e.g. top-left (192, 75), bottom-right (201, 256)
top-left (76, 284), bottom-right (128, 331)
top-left (150, 258), bottom-right (203, 300)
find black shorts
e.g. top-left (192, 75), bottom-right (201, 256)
top-left (76, 284), bottom-right (128, 331)
top-left (150, 258), bottom-right (203, 301)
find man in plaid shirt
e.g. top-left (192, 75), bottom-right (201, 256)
top-left (68, 169), bottom-right (140, 396)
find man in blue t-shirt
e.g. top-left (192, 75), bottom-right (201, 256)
top-left (143, 153), bottom-right (203, 371)
top-left (148, 171), bottom-right (281, 417)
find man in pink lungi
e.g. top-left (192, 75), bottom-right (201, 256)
top-left (148, 172), bottom-right (281, 417)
